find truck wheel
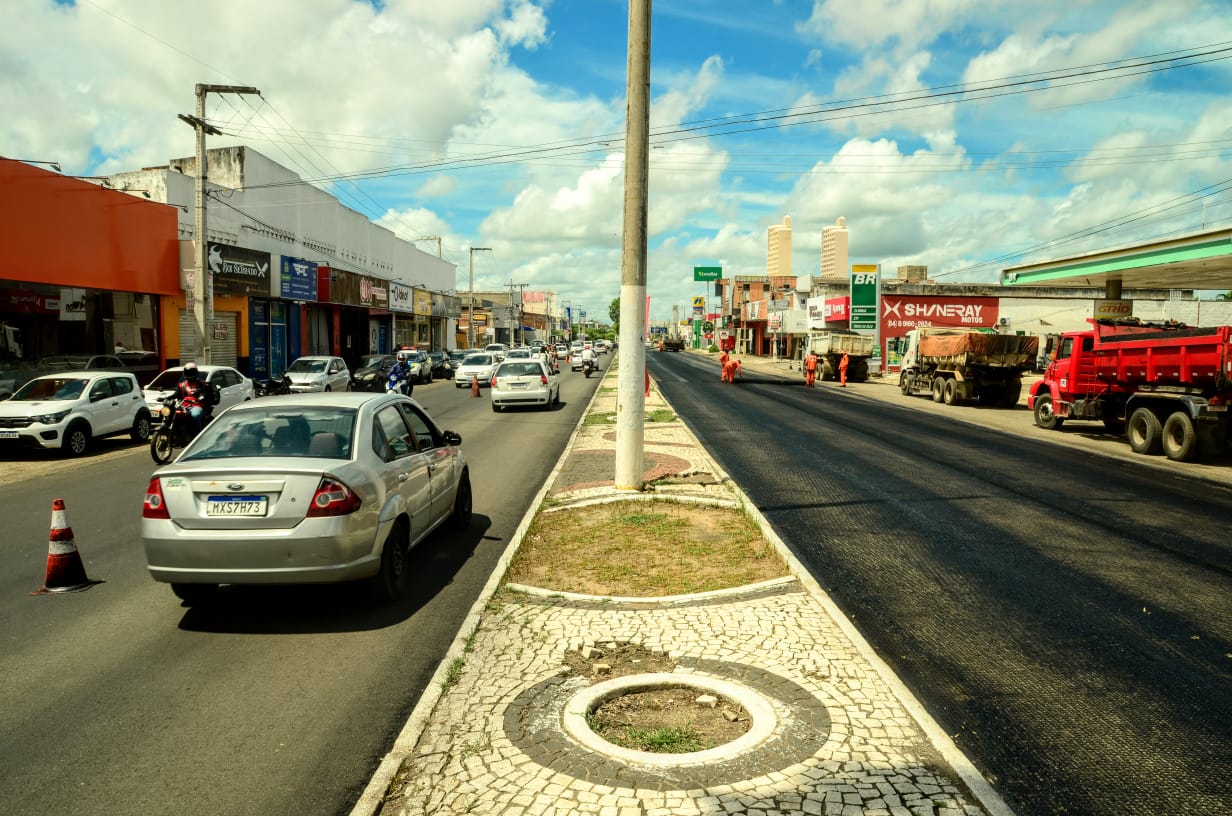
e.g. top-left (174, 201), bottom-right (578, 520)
top-left (1033, 396), bottom-right (1063, 430)
top-left (899, 374), bottom-right (912, 396)
top-left (851, 359), bottom-right (869, 382)
top-left (1161, 411), bottom-right (1197, 461)
top-left (1127, 407), bottom-right (1162, 455)
top-left (942, 378), bottom-right (959, 405)
top-left (931, 378), bottom-right (944, 403)
top-left (1000, 381), bottom-right (1022, 408)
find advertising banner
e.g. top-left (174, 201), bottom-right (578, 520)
top-left (210, 244), bottom-right (272, 297)
top-left (1094, 299), bottom-right (1134, 320)
top-left (880, 295), bottom-right (999, 338)
top-left (279, 256), bottom-right (318, 301)
top-left (850, 265), bottom-right (879, 330)
top-left (389, 281), bottom-right (413, 313)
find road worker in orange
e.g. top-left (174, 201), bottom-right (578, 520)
top-left (731, 357), bottom-right (742, 382)
top-left (804, 349), bottom-right (819, 387)
top-left (838, 352), bottom-right (850, 387)
top-left (719, 349), bottom-right (730, 382)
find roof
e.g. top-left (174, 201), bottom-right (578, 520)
top-left (1001, 227), bottom-right (1232, 290)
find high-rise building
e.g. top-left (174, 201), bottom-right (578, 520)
top-left (767, 215), bottom-right (792, 278)
top-left (820, 216), bottom-right (848, 278)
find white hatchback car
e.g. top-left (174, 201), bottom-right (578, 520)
top-left (490, 359), bottom-right (559, 412)
top-left (143, 365), bottom-right (255, 417)
top-left (453, 353), bottom-right (498, 388)
top-left (0, 371), bottom-right (152, 455)
top-left (286, 356), bottom-right (351, 393)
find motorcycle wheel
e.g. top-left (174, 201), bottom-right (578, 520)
top-left (150, 428), bottom-right (174, 464)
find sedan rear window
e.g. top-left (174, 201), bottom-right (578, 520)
top-left (497, 362), bottom-right (542, 377)
top-left (183, 407), bottom-right (356, 460)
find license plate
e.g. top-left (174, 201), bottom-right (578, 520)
top-left (0, 431), bottom-right (18, 439)
top-left (509, 382), bottom-right (527, 389)
top-left (206, 495), bottom-right (268, 516)
top-left (1208, 405), bottom-right (1228, 412)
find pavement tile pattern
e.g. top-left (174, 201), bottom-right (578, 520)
top-left (375, 354), bottom-right (999, 816)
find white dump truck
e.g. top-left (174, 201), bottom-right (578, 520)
top-left (800, 330), bottom-right (873, 382)
top-left (897, 327), bottom-right (1038, 408)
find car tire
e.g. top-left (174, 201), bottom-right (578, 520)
top-left (171, 583), bottom-right (218, 605)
top-left (369, 520), bottom-right (409, 603)
top-left (63, 421), bottom-right (91, 457)
top-left (131, 412), bottom-right (152, 442)
top-left (449, 471), bottom-right (472, 532)
top-left (930, 378), bottom-right (944, 403)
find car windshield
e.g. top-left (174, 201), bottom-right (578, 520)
top-left (12, 377), bottom-right (87, 401)
top-left (147, 369), bottom-right (184, 390)
top-left (288, 358), bottom-right (327, 374)
top-left (182, 406), bottom-right (357, 461)
top-left (359, 355), bottom-right (387, 369)
top-left (463, 354), bottom-right (493, 365)
top-left (497, 362), bottom-right (543, 377)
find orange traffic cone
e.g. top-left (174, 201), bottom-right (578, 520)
top-left (32, 498), bottom-right (102, 594)
top-left (471, 375), bottom-right (480, 397)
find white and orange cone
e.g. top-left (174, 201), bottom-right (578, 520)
top-left (32, 498), bottom-right (102, 594)
top-left (471, 375), bottom-right (480, 397)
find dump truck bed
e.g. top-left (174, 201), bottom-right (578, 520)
top-left (917, 331), bottom-right (1038, 368)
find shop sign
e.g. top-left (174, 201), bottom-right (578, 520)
top-left (850, 265), bottom-right (879, 330)
top-left (358, 276), bottom-right (389, 309)
top-left (432, 292), bottom-right (460, 318)
top-left (1094, 299), bottom-right (1133, 320)
top-left (279, 256), bottom-right (318, 302)
top-left (60, 287), bottom-right (87, 322)
top-left (412, 289), bottom-right (431, 316)
top-left (1, 288), bottom-right (58, 314)
top-left (209, 244), bottom-right (271, 297)
top-left (880, 295), bottom-right (999, 338)
top-left (389, 282), bottom-right (413, 313)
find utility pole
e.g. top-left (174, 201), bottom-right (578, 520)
top-left (467, 247), bottom-right (491, 349)
top-left (615, 0), bottom-right (651, 490)
top-left (415, 236), bottom-right (442, 258)
top-left (507, 281), bottom-right (528, 346)
top-left (178, 83), bottom-right (259, 365)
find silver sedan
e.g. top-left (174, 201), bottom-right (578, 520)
top-left (141, 392), bottom-right (471, 605)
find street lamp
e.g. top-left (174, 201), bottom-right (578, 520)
top-left (468, 247), bottom-right (491, 349)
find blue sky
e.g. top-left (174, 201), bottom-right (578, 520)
top-left (5, 0), bottom-right (1232, 321)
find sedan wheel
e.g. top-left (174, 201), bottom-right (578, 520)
top-left (369, 521), bottom-right (409, 602)
top-left (63, 422), bottom-right (91, 457)
top-left (450, 472), bottom-right (472, 531)
top-left (131, 413), bottom-right (152, 442)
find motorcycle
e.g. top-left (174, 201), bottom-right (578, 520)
top-left (254, 373), bottom-right (292, 397)
top-left (583, 358), bottom-right (597, 378)
top-left (149, 395), bottom-right (212, 464)
top-left (386, 369), bottom-right (413, 397)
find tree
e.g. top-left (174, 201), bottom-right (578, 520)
top-left (1216, 291), bottom-right (1232, 301)
top-left (609, 297), bottom-right (620, 330)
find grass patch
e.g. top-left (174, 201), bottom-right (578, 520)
top-left (583, 412), bottom-right (616, 425)
top-left (646, 409), bottom-right (676, 422)
top-left (441, 657), bottom-right (465, 691)
top-left (506, 501), bottom-right (787, 596)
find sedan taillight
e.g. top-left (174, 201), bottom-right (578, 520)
top-left (490, 376), bottom-right (498, 388)
top-left (306, 477), bottom-right (361, 517)
top-left (143, 477), bottom-right (170, 519)
top-left (540, 374), bottom-right (548, 385)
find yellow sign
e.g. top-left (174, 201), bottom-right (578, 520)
top-left (692, 296), bottom-right (705, 309)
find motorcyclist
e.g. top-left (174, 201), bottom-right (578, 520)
top-left (580, 344), bottom-right (597, 374)
top-left (388, 350), bottom-right (414, 396)
top-left (176, 362), bottom-right (216, 435)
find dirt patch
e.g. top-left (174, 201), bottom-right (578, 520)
top-left (563, 641), bottom-right (677, 679)
top-left (507, 501), bottom-right (788, 597)
top-left (588, 687), bottom-right (751, 753)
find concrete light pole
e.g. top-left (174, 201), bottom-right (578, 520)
top-left (178, 83), bottom-right (259, 365)
top-left (615, 0), bottom-right (651, 490)
top-left (467, 247), bottom-right (491, 349)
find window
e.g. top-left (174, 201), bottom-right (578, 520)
top-left (373, 406), bottom-right (415, 461)
top-left (89, 379), bottom-right (112, 400)
top-left (398, 403), bottom-right (440, 451)
top-left (110, 377), bottom-right (134, 395)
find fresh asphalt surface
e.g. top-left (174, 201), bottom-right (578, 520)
top-left (647, 350), bottom-right (1232, 816)
top-left (0, 367), bottom-right (602, 816)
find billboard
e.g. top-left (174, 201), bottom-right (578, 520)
top-left (850, 264), bottom-right (879, 330)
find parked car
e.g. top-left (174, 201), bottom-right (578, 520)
top-left (286, 356), bottom-right (350, 392)
top-left (140, 392), bottom-right (471, 605)
top-left (427, 351), bottom-right (451, 380)
top-left (447, 349), bottom-right (470, 368)
top-left (0, 371), bottom-right (151, 455)
top-left (116, 351), bottom-right (161, 385)
top-left (350, 354), bottom-right (397, 392)
top-left (453, 353), bottom-right (498, 388)
top-left (490, 359), bottom-right (559, 412)
top-left (404, 350), bottom-right (433, 384)
top-left (37, 354), bottom-right (127, 372)
top-left (143, 365), bottom-right (254, 417)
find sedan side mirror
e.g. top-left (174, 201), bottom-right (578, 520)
top-left (443, 430), bottom-right (462, 446)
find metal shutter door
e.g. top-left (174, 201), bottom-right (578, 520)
top-left (178, 310), bottom-right (238, 367)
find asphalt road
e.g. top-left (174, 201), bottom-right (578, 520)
top-left (0, 366), bottom-right (601, 816)
top-left (648, 350), bottom-right (1232, 816)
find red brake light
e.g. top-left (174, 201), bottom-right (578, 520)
top-left (143, 477), bottom-right (170, 519)
top-left (540, 374), bottom-right (548, 385)
top-left (306, 477), bottom-right (361, 517)
top-left (490, 376), bottom-right (497, 388)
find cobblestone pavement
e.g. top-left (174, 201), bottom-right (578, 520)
top-left (353, 355), bottom-right (1013, 816)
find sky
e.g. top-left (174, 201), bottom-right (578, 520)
top-left (4, 0), bottom-right (1232, 323)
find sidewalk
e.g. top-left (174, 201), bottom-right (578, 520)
top-left (353, 356), bottom-right (1013, 816)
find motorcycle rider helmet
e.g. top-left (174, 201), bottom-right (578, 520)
top-left (183, 362), bottom-right (200, 380)
top-left (396, 350), bottom-right (410, 362)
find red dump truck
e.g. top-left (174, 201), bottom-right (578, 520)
top-left (1028, 319), bottom-right (1232, 462)
top-left (898, 327), bottom-right (1038, 407)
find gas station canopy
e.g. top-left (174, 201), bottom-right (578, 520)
top-left (1001, 227), bottom-right (1232, 292)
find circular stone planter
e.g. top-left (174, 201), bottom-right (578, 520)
top-left (562, 672), bottom-right (777, 767)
